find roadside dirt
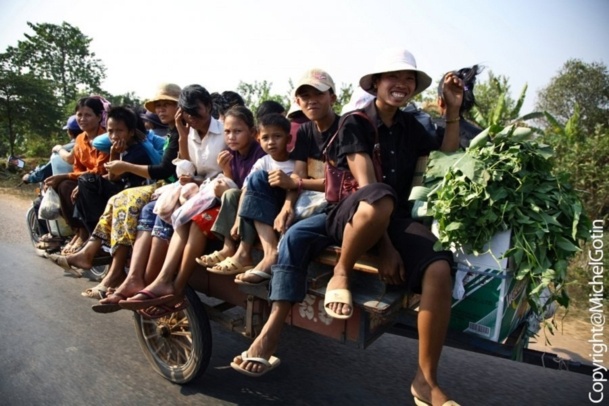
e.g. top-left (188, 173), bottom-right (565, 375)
top-left (0, 187), bottom-right (595, 366)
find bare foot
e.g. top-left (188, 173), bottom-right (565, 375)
top-left (232, 331), bottom-right (279, 374)
top-left (64, 249), bottom-right (95, 270)
top-left (234, 251), bottom-right (276, 284)
top-left (325, 274), bottom-right (351, 316)
top-left (60, 234), bottom-right (79, 255)
top-left (125, 280), bottom-right (175, 302)
top-left (64, 235), bottom-right (85, 254)
top-left (234, 269), bottom-right (271, 284)
top-left (197, 249), bottom-right (233, 267)
top-left (99, 278), bottom-right (145, 304)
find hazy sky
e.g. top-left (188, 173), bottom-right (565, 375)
top-left (1, 0), bottom-right (607, 113)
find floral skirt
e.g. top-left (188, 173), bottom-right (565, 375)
top-left (92, 184), bottom-right (156, 254)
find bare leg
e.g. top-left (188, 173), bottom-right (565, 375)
top-left (128, 222), bottom-right (203, 301)
top-left (98, 245), bottom-right (129, 288)
top-left (231, 241), bottom-right (260, 282)
top-left (142, 236), bottom-right (170, 284)
top-left (411, 260), bottom-right (454, 406)
top-left (232, 301), bottom-right (291, 374)
top-left (64, 237), bottom-right (103, 269)
top-left (234, 221), bottom-right (275, 284)
top-left (72, 227), bottom-right (89, 249)
top-left (327, 197), bottom-right (393, 316)
top-left (172, 223), bottom-right (208, 295)
top-left (99, 231), bottom-right (151, 304)
top-left (217, 237), bottom-right (237, 259)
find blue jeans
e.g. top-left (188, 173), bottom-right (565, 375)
top-left (269, 213), bottom-right (334, 302)
top-left (137, 200), bottom-right (174, 241)
top-left (239, 170), bottom-right (286, 226)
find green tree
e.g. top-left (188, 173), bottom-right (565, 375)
top-left (542, 106), bottom-right (609, 221)
top-left (0, 66), bottom-right (61, 156)
top-left (4, 21), bottom-right (106, 108)
top-left (469, 71), bottom-right (529, 128)
top-left (237, 80), bottom-right (290, 114)
top-left (105, 91), bottom-right (143, 109)
top-left (537, 59), bottom-right (609, 133)
top-left (238, 80), bottom-right (354, 117)
top-left (333, 83), bottom-right (353, 115)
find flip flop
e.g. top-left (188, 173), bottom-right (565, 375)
top-left (195, 250), bottom-right (226, 267)
top-left (230, 351), bottom-right (281, 377)
top-left (411, 386), bottom-right (461, 406)
top-left (39, 234), bottom-right (63, 243)
top-left (413, 396), bottom-right (460, 406)
top-left (35, 240), bottom-right (62, 250)
top-left (47, 254), bottom-right (82, 278)
top-left (60, 236), bottom-right (78, 255)
top-left (323, 288), bottom-right (353, 320)
top-left (234, 269), bottom-right (271, 286)
top-left (118, 289), bottom-right (176, 311)
top-left (81, 283), bottom-right (109, 299)
top-left (207, 257), bottom-right (253, 276)
top-left (137, 298), bottom-right (190, 319)
top-left (92, 291), bottom-right (127, 314)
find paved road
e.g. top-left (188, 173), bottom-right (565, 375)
top-left (0, 192), bottom-right (596, 405)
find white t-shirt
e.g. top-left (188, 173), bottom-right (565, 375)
top-left (186, 117), bottom-right (225, 180)
top-left (243, 155), bottom-right (295, 187)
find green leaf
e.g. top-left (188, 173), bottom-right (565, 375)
top-left (555, 237), bottom-right (580, 252)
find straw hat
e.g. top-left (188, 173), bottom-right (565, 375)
top-left (144, 83), bottom-right (181, 112)
top-left (359, 49), bottom-right (432, 97)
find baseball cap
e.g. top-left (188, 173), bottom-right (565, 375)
top-left (295, 68), bottom-right (335, 95)
top-left (62, 115), bottom-right (81, 132)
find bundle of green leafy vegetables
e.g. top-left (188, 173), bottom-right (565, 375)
top-left (424, 125), bottom-right (590, 317)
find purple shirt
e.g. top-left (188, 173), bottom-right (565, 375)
top-left (230, 141), bottom-right (266, 188)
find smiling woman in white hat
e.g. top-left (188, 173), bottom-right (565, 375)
top-left (322, 48), bottom-right (464, 406)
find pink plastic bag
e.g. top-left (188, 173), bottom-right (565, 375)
top-left (153, 183), bottom-right (181, 224)
top-left (171, 176), bottom-right (237, 229)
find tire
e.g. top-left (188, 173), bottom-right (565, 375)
top-left (83, 265), bottom-right (110, 282)
top-left (133, 287), bottom-right (212, 384)
top-left (26, 206), bottom-right (47, 256)
top-left (26, 206), bottom-right (42, 247)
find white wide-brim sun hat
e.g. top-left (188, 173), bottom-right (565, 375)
top-left (359, 48), bottom-right (432, 97)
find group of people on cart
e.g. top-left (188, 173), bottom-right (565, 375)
top-left (29, 47), bottom-right (483, 406)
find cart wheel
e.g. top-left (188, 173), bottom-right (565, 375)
top-left (26, 206), bottom-right (42, 247)
top-left (83, 265), bottom-right (109, 282)
top-left (133, 287), bottom-right (212, 384)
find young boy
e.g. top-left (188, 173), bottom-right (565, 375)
top-left (231, 68), bottom-right (340, 376)
top-left (207, 113), bottom-right (296, 285)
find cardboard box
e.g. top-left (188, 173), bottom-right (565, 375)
top-left (449, 262), bottom-right (529, 342)
top-left (433, 225), bottom-right (530, 342)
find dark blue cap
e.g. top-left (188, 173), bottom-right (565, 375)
top-left (63, 115), bottom-right (81, 131)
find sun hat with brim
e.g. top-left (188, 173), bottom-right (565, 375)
top-left (359, 48), bottom-right (432, 97)
top-left (286, 102), bottom-right (302, 118)
top-left (286, 89), bottom-right (302, 118)
top-left (144, 83), bottom-right (181, 112)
